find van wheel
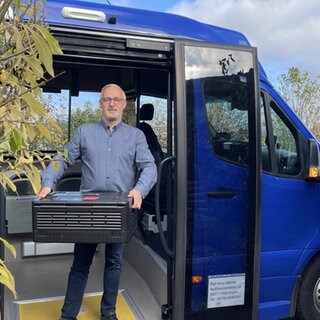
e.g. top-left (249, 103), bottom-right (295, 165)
top-left (297, 258), bottom-right (320, 320)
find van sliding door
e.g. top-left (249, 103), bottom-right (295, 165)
top-left (173, 41), bottom-right (261, 320)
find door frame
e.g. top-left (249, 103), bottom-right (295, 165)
top-left (172, 39), bottom-right (261, 320)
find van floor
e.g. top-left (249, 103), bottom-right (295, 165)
top-left (4, 239), bottom-right (163, 320)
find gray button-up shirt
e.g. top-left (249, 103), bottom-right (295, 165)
top-left (42, 120), bottom-right (157, 198)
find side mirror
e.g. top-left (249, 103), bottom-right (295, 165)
top-left (306, 139), bottom-right (320, 181)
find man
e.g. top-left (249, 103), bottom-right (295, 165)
top-left (38, 84), bottom-right (157, 320)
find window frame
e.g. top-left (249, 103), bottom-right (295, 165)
top-left (261, 90), bottom-right (303, 179)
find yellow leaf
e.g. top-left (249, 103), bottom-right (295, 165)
top-left (18, 155), bottom-right (33, 164)
top-left (22, 91), bottom-right (47, 116)
top-left (24, 165), bottom-right (41, 194)
top-left (38, 122), bottom-right (52, 140)
top-left (23, 55), bottom-right (44, 78)
top-left (47, 115), bottom-right (62, 131)
top-left (29, 26), bottom-right (54, 76)
top-left (0, 267), bottom-right (17, 299)
top-left (25, 123), bottom-right (36, 141)
top-left (0, 70), bottom-right (9, 85)
top-left (24, 68), bottom-right (39, 88)
top-left (0, 106), bottom-right (7, 118)
top-left (0, 238), bottom-right (17, 258)
top-left (34, 24), bottom-right (63, 55)
top-left (7, 108), bottom-right (24, 122)
top-left (2, 174), bottom-right (17, 193)
top-left (13, 25), bottom-right (23, 52)
top-left (0, 141), bottom-right (11, 152)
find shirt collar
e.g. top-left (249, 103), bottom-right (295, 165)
top-left (100, 119), bottom-right (123, 132)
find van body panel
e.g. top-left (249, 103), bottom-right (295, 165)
top-left (259, 301), bottom-right (291, 320)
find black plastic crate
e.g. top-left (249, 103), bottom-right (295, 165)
top-left (32, 192), bottom-right (136, 243)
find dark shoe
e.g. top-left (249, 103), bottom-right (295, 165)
top-left (101, 314), bottom-right (118, 320)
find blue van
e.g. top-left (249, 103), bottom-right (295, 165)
top-left (3, 1), bottom-right (320, 320)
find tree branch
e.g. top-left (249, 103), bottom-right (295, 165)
top-left (0, 71), bottom-right (65, 108)
top-left (0, 0), bottom-right (13, 23)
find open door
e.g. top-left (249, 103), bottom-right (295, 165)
top-left (172, 41), bottom-right (261, 320)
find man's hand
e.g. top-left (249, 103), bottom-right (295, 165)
top-left (38, 186), bottom-right (52, 199)
top-left (128, 189), bottom-right (142, 209)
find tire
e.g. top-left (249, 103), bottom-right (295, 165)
top-left (297, 257), bottom-right (320, 320)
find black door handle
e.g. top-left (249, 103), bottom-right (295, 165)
top-left (207, 190), bottom-right (237, 198)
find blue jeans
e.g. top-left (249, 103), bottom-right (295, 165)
top-left (61, 242), bottom-right (125, 320)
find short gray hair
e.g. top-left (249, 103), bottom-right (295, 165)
top-left (100, 84), bottom-right (126, 100)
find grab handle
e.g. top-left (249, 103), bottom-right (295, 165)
top-left (155, 156), bottom-right (175, 258)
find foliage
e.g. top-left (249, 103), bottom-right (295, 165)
top-left (61, 99), bottom-right (135, 142)
top-left (32, 93), bottom-right (68, 150)
top-left (0, 0), bottom-right (63, 194)
top-left (0, 237), bottom-right (16, 298)
top-left (70, 101), bottom-right (101, 136)
top-left (0, 0), bottom-right (63, 298)
top-left (277, 67), bottom-right (320, 140)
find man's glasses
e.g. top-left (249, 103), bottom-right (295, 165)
top-left (100, 97), bottom-right (126, 104)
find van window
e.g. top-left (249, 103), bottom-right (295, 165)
top-left (204, 77), bottom-right (249, 166)
top-left (260, 94), bottom-right (271, 171)
top-left (260, 92), bottom-right (301, 176)
top-left (270, 101), bottom-right (300, 175)
top-left (140, 96), bottom-right (168, 154)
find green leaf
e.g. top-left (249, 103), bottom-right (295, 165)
top-left (9, 128), bottom-right (23, 153)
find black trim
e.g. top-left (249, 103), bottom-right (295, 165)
top-left (207, 191), bottom-right (237, 198)
top-left (184, 79), bottom-right (196, 318)
top-left (51, 26), bottom-right (173, 68)
top-left (290, 275), bottom-right (301, 317)
top-left (246, 61), bottom-right (261, 320)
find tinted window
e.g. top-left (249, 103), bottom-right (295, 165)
top-left (260, 92), bottom-right (301, 176)
top-left (204, 74), bottom-right (250, 166)
top-left (260, 94), bottom-right (271, 171)
top-left (270, 102), bottom-right (300, 175)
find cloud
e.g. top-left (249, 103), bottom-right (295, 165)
top-left (168, 0), bottom-right (320, 79)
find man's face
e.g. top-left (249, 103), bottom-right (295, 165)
top-left (100, 86), bottom-right (126, 123)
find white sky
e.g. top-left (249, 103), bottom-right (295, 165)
top-left (168, 0), bottom-right (320, 84)
top-left (93, 0), bottom-right (320, 84)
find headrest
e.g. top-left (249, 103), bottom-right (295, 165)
top-left (140, 103), bottom-right (154, 121)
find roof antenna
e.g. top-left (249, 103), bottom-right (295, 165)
top-left (106, 0), bottom-right (111, 4)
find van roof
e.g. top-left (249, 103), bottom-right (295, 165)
top-left (45, 0), bottom-right (248, 46)
top-left (44, 0), bottom-right (268, 81)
